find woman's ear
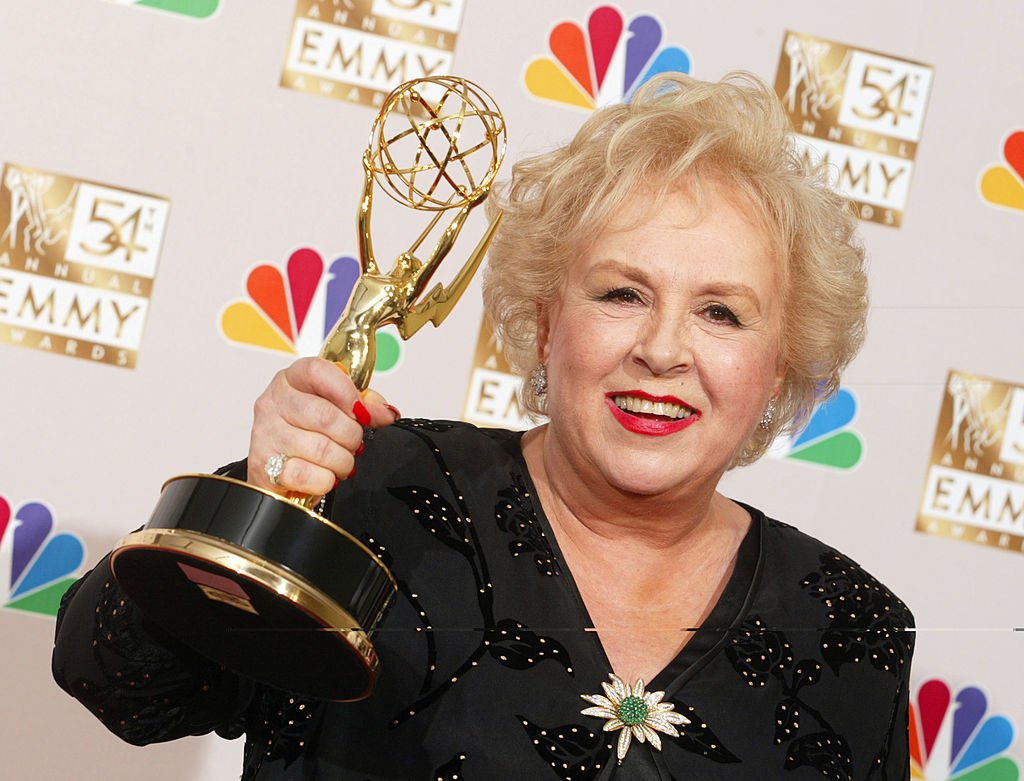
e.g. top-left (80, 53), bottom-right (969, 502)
top-left (535, 301), bottom-right (551, 365)
top-left (772, 357), bottom-right (788, 397)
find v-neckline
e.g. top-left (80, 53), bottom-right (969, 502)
top-left (507, 430), bottom-right (764, 694)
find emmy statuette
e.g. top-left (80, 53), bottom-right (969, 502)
top-left (110, 77), bottom-right (506, 701)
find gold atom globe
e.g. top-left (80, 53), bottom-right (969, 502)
top-left (369, 76), bottom-right (506, 211)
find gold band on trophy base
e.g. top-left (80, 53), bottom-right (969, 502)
top-left (111, 77), bottom-right (506, 701)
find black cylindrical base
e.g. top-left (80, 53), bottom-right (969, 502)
top-left (110, 475), bottom-right (396, 701)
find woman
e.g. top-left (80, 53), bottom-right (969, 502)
top-left (53, 72), bottom-right (913, 780)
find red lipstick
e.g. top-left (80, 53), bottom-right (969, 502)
top-left (605, 391), bottom-right (700, 437)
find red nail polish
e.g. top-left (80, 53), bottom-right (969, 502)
top-left (355, 442), bottom-right (365, 457)
top-left (352, 400), bottom-right (371, 426)
top-left (333, 478), bottom-right (341, 490)
top-left (385, 404), bottom-right (402, 420)
top-left (348, 465), bottom-right (357, 479)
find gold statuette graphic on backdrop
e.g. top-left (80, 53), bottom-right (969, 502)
top-left (110, 76), bottom-right (506, 701)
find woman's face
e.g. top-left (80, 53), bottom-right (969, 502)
top-left (536, 181), bottom-right (786, 500)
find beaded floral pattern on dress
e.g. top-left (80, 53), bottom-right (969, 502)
top-left (725, 545), bottom-right (914, 780)
top-left (800, 550), bottom-right (915, 778)
top-left (431, 753), bottom-right (470, 780)
top-left (726, 615), bottom-right (853, 778)
top-left (240, 691), bottom-right (322, 781)
top-left (800, 551), bottom-right (914, 679)
top-left (519, 716), bottom-right (615, 780)
top-left (381, 425), bottom-right (576, 730)
top-left (67, 576), bottom-right (228, 746)
top-left (494, 473), bottom-right (561, 576)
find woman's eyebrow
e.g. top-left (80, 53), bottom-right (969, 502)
top-left (586, 259), bottom-right (653, 282)
top-left (696, 281), bottom-right (760, 300)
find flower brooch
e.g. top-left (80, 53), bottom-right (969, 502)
top-left (580, 674), bottom-right (689, 764)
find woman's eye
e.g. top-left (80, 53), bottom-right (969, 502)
top-left (703, 303), bottom-right (741, 325)
top-left (599, 287), bottom-right (644, 304)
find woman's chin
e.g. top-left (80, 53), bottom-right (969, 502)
top-left (602, 465), bottom-right (692, 499)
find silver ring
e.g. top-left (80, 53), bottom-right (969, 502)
top-left (264, 453), bottom-right (288, 486)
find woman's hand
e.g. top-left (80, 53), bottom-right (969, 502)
top-left (246, 357), bottom-right (400, 495)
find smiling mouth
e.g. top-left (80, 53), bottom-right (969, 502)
top-left (610, 394), bottom-right (695, 421)
top-left (606, 393), bottom-right (699, 437)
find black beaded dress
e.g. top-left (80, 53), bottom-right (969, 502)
top-left (52, 420), bottom-right (914, 780)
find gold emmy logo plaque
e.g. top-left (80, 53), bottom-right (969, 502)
top-left (0, 164), bottom-right (169, 368)
top-left (916, 369), bottom-right (1024, 554)
top-left (773, 31), bottom-right (934, 228)
top-left (110, 76), bottom-right (506, 701)
top-left (281, 0), bottom-right (467, 110)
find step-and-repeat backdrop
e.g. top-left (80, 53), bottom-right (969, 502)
top-left (2, 1), bottom-right (1021, 778)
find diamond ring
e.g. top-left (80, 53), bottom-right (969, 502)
top-left (264, 454), bottom-right (288, 486)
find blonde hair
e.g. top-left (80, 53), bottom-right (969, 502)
top-left (482, 71), bottom-right (867, 465)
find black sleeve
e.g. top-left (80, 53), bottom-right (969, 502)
top-left (50, 460), bottom-right (254, 746)
top-left (51, 553), bottom-right (254, 745)
top-left (878, 624), bottom-right (915, 780)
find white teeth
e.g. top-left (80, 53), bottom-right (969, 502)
top-left (612, 395), bottom-right (691, 419)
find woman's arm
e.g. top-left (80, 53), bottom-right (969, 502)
top-left (52, 355), bottom-right (397, 746)
top-left (51, 552), bottom-right (253, 745)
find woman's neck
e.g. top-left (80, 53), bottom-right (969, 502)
top-left (520, 425), bottom-right (752, 683)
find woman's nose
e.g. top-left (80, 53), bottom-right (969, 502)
top-left (632, 311), bottom-right (693, 376)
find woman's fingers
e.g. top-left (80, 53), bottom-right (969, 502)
top-left (250, 446), bottom-right (349, 498)
top-left (278, 359), bottom-right (400, 432)
top-left (250, 411), bottom-right (358, 490)
top-left (362, 388), bottom-right (402, 426)
top-left (247, 358), bottom-right (400, 494)
top-left (263, 383), bottom-right (363, 452)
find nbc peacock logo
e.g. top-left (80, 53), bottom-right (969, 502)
top-left (769, 387), bottom-right (864, 469)
top-left (219, 247), bottom-right (401, 372)
top-left (911, 678), bottom-right (1020, 780)
top-left (524, 4), bottom-right (692, 110)
top-left (1, 495), bottom-right (85, 617)
top-left (980, 130), bottom-right (1024, 213)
